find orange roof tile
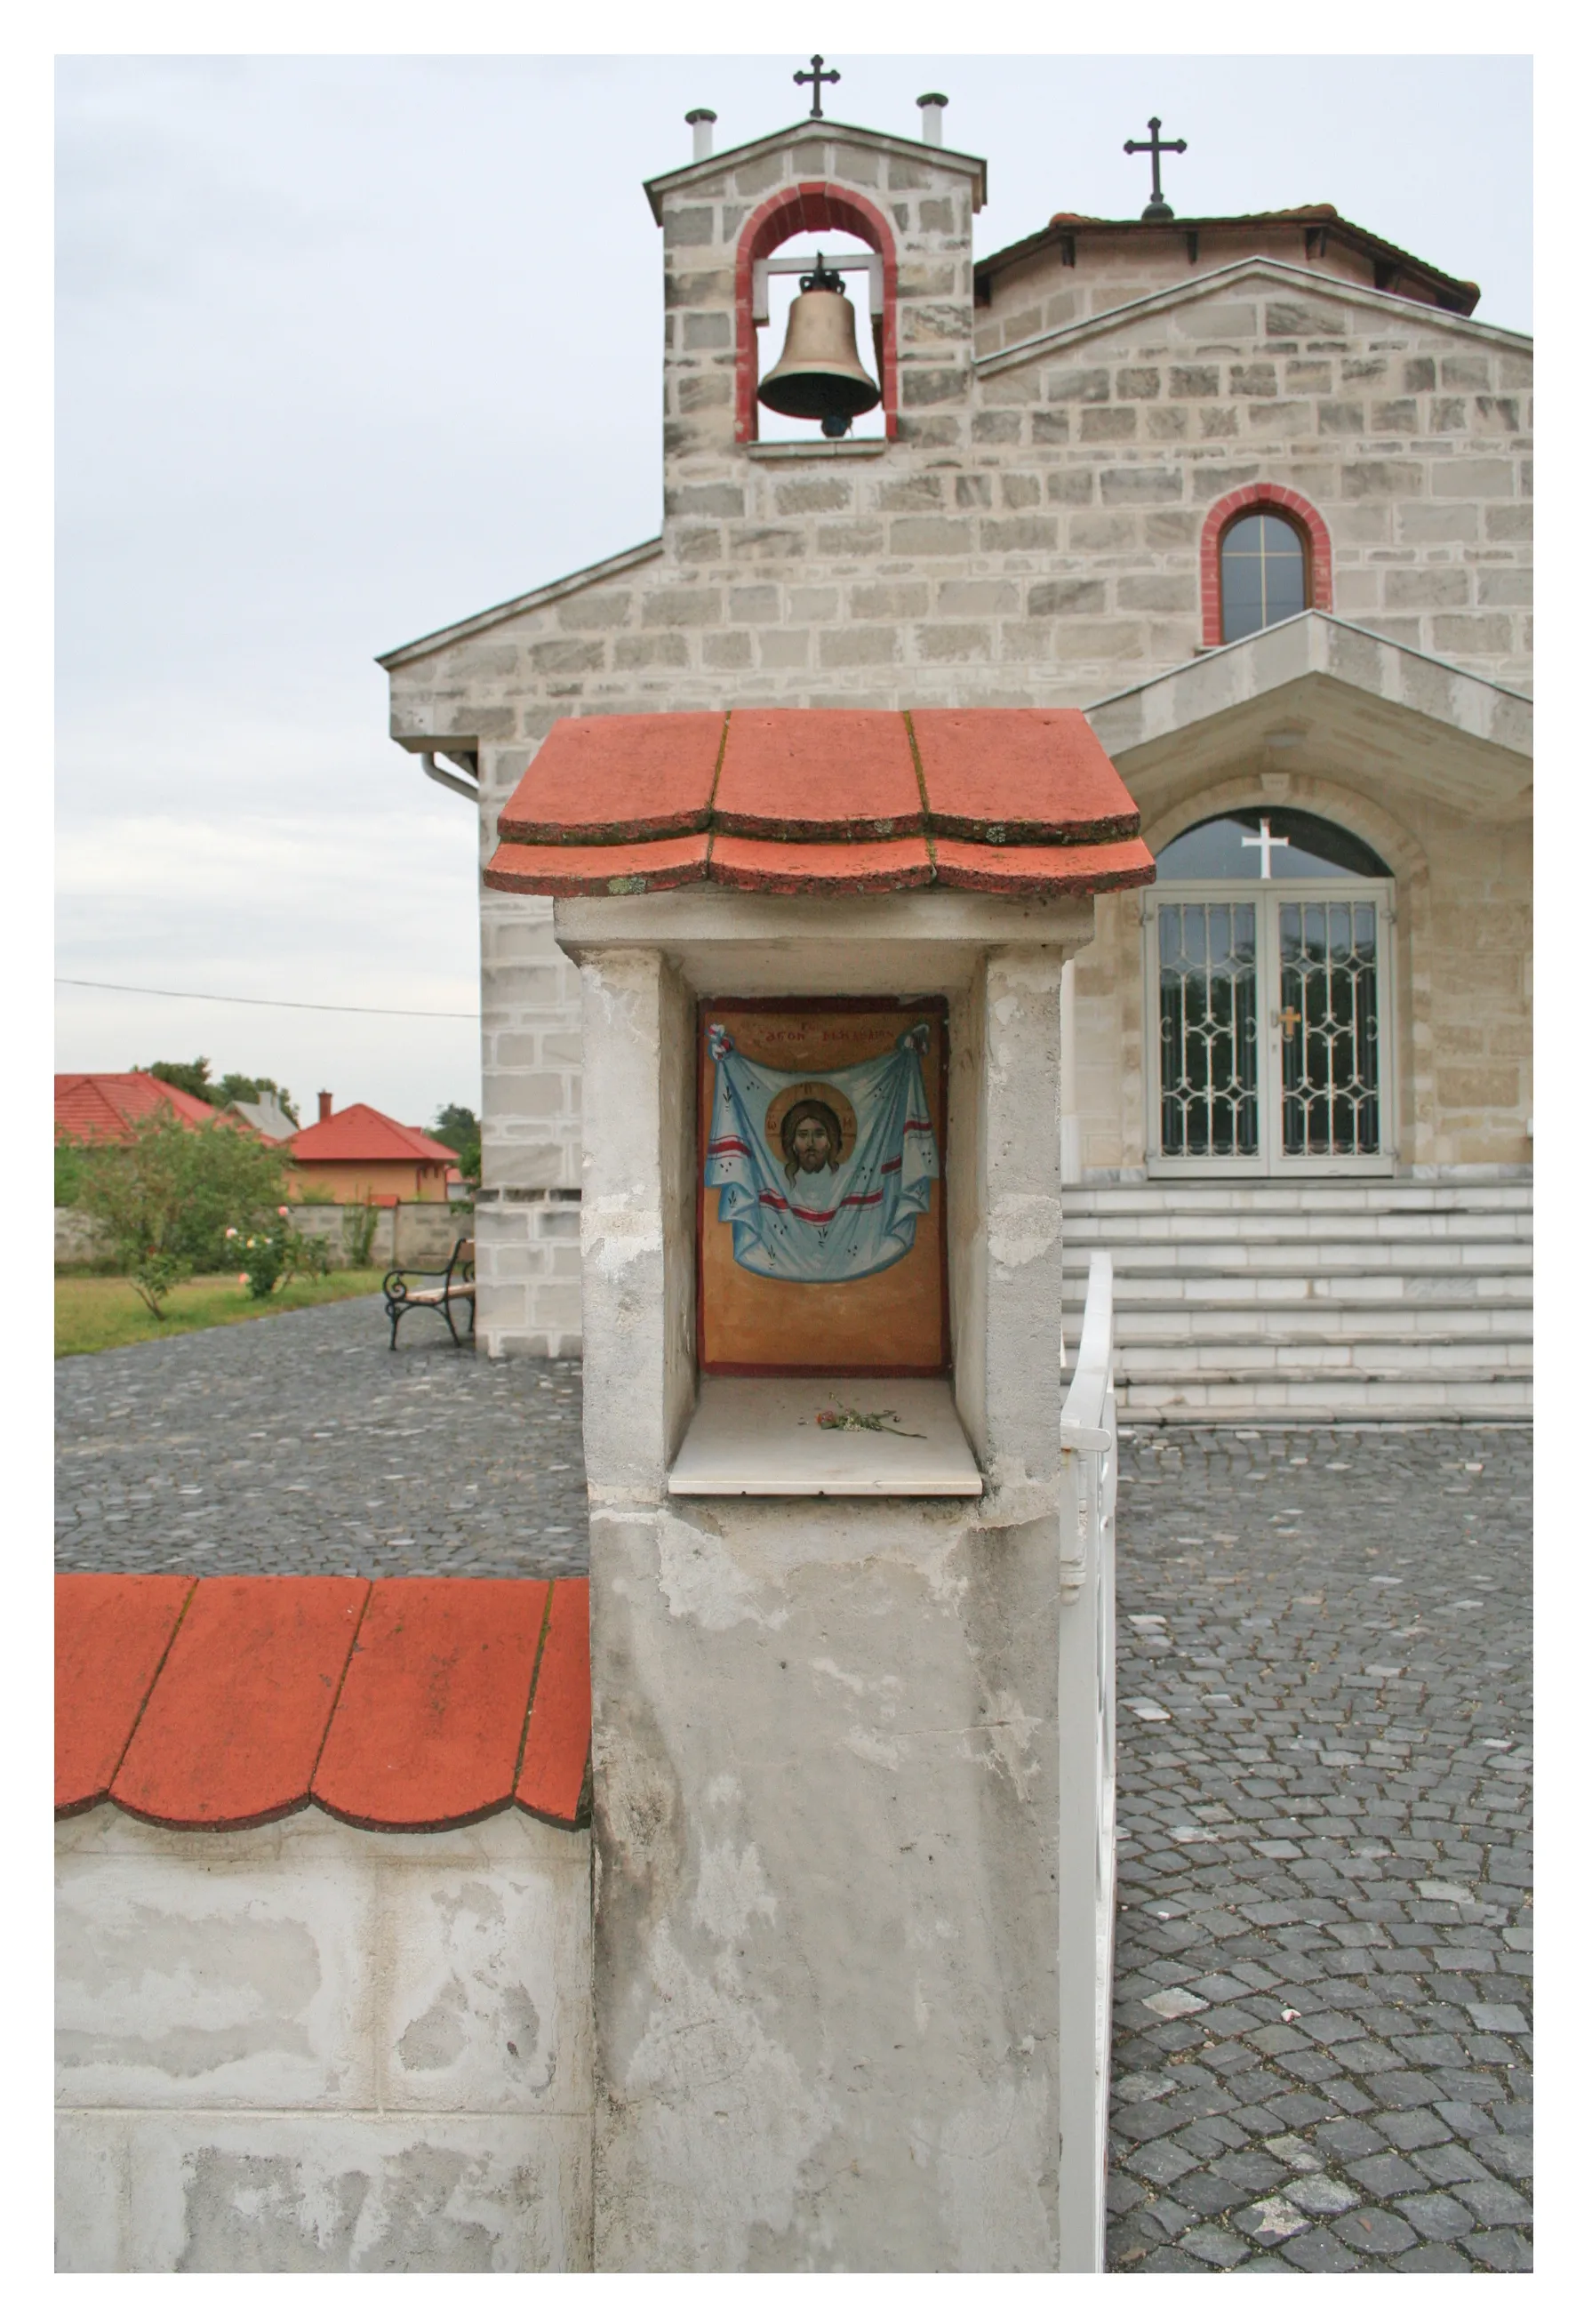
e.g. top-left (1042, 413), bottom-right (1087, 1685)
top-left (55, 1072), bottom-right (217, 1143)
top-left (933, 836), bottom-right (1157, 895)
top-left (715, 709), bottom-right (924, 840)
top-left (487, 834), bottom-right (712, 897)
top-left (307, 1578), bottom-right (550, 1831)
top-left (289, 1102), bottom-right (459, 1166)
top-left (514, 1579), bottom-right (590, 1828)
top-left (912, 709), bottom-right (1141, 844)
top-left (55, 1574), bottom-right (195, 1815)
top-left (712, 833), bottom-right (934, 894)
top-left (55, 1575), bottom-right (591, 1834)
top-left (484, 709), bottom-right (1154, 901)
top-left (496, 709), bottom-right (724, 844)
top-left (111, 1577), bottom-right (369, 1830)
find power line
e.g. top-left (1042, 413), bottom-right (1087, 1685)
top-left (55, 976), bottom-right (476, 1022)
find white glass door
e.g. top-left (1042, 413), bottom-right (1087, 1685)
top-left (1146, 881), bottom-right (1395, 1176)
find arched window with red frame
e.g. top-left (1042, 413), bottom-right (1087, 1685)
top-left (1200, 484), bottom-right (1332, 647)
top-left (734, 183), bottom-right (899, 445)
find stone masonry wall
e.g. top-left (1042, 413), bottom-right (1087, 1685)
top-left (57, 1805), bottom-right (592, 2272)
top-left (969, 219), bottom-right (1449, 358)
top-left (385, 125), bottom-right (1532, 1351)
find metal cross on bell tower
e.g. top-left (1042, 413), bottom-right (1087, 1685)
top-left (794, 54), bottom-right (841, 118)
top-left (1123, 115), bottom-right (1188, 221)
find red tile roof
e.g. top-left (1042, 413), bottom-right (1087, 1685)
top-left (55, 1575), bottom-right (590, 1832)
top-left (55, 1072), bottom-right (217, 1143)
top-left (289, 1102), bottom-right (459, 1166)
top-left (484, 709), bottom-right (1154, 900)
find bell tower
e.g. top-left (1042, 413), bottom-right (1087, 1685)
top-left (643, 92), bottom-right (987, 542)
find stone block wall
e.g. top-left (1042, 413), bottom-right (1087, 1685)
top-left (56, 1806), bottom-right (592, 2272)
top-left (969, 219), bottom-right (1457, 360)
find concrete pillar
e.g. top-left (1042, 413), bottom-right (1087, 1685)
top-left (567, 894), bottom-right (1088, 2270)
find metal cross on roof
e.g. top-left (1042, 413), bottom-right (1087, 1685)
top-left (794, 54), bottom-right (840, 118)
top-left (1123, 115), bottom-right (1188, 221)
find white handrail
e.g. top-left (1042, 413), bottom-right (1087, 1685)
top-left (1060, 1249), bottom-right (1113, 1451)
top-left (1057, 1251), bottom-right (1119, 2273)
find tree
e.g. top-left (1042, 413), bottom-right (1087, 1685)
top-left (55, 1134), bottom-right (87, 1208)
top-left (71, 1110), bottom-right (292, 1315)
top-left (428, 1102), bottom-right (481, 1182)
top-left (134, 1061), bottom-right (298, 1123)
top-left (140, 1057), bottom-right (213, 1102)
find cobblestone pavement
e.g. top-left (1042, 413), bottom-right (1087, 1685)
top-left (57, 1319), bottom-right (1532, 2271)
top-left (55, 1296), bottom-right (589, 1577)
top-left (1107, 1423), bottom-right (1532, 2274)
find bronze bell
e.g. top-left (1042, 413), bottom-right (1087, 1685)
top-left (758, 255), bottom-right (881, 437)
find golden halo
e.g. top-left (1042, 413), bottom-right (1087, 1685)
top-left (764, 1079), bottom-right (859, 1153)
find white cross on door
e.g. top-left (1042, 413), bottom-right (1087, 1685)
top-left (1241, 816), bottom-right (1290, 879)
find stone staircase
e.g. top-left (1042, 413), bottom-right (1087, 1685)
top-left (1061, 1177), bottom-right (1532, 1423)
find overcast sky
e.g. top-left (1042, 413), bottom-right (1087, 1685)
top-left (55, 51), bottom-right (1532, 1128)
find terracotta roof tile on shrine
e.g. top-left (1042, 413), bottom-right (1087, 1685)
top-left (484, 709), bottom-right (1156, 899)
top-left (55, 1575), bottom-right (590, 1833)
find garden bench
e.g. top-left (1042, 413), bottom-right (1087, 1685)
top-left (383, 1237), bottom-right (476, 1350)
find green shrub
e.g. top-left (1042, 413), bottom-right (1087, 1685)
top-left (72, 1110), bottom-right (291, 1315)
top-left (342, 1201), bottom-right (379, 1269)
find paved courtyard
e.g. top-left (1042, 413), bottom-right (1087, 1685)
top-left (55, 1295), bottom-right (589, 1578)
top-left (1108, 1422), bottom-right (1532, 2273)
top-left (55, 1298), bottom-right (1532, 2272)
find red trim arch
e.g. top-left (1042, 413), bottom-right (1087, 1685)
top-left (734, 183), bottom-right (899, 445)
top-left (1200, 483), bottom-right (1332, 647)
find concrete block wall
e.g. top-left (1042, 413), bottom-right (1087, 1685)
top-left (55, 1203), bottom-right (472, 1272)
top-left (285, 1201), bottom-right (473, 1273)
top-left (56, 1806), bottom-right (592, 2272)
top-left (382, 121), bottom-right (1532, 1352)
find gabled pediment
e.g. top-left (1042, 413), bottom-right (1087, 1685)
top-left (1086, 609), bottom-right (1532, 819)
top-left (976, 256), bottom-right (1532, 381)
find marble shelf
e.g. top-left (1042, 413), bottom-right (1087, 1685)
top-left (667, 1374), bottom-right (983, 1497)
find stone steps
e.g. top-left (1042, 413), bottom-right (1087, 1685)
top-left (1061, 1176), bottom-right (1532, 1422)
top-left (1067, 1179), bottom-right (1532, 1213)
top-left (1062, 1273), bottom-right (1532, 1308)
top-left (1065, 1307), bottom-right (1530, 1345)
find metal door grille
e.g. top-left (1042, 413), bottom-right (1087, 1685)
top-left (1279, 901), bottom-right (1381, 1158)
top-left (1157, 901), bottom-right (1260, 1158)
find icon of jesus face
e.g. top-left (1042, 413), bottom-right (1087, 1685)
top-left (780, 1097), bottom-right (843, 1181)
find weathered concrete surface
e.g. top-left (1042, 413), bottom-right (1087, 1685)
top-left (569, 910), bottom-right (1083, 2269)
top-left (55, 1806), bottom-right (592, 2272)
top-left (590, 1496), bottom-right (1062, 2271)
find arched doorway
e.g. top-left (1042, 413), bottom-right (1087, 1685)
top-left (1143, 808), bottom-right (1396, 1176)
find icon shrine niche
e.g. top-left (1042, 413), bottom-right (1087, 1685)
top-left (697, 998), bottom-right (949, 1375)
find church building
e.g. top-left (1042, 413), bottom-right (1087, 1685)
top-left (379, 78), bottom-right (1532, 1422)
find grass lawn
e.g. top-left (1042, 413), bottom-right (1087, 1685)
top-left (56, 1270), bottom-right (388, 1359)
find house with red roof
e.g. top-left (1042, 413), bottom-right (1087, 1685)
top-left (287, 1093), bottom-right (460, 1204)
top-left (55, 1071), bottom-right (216, 1143)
